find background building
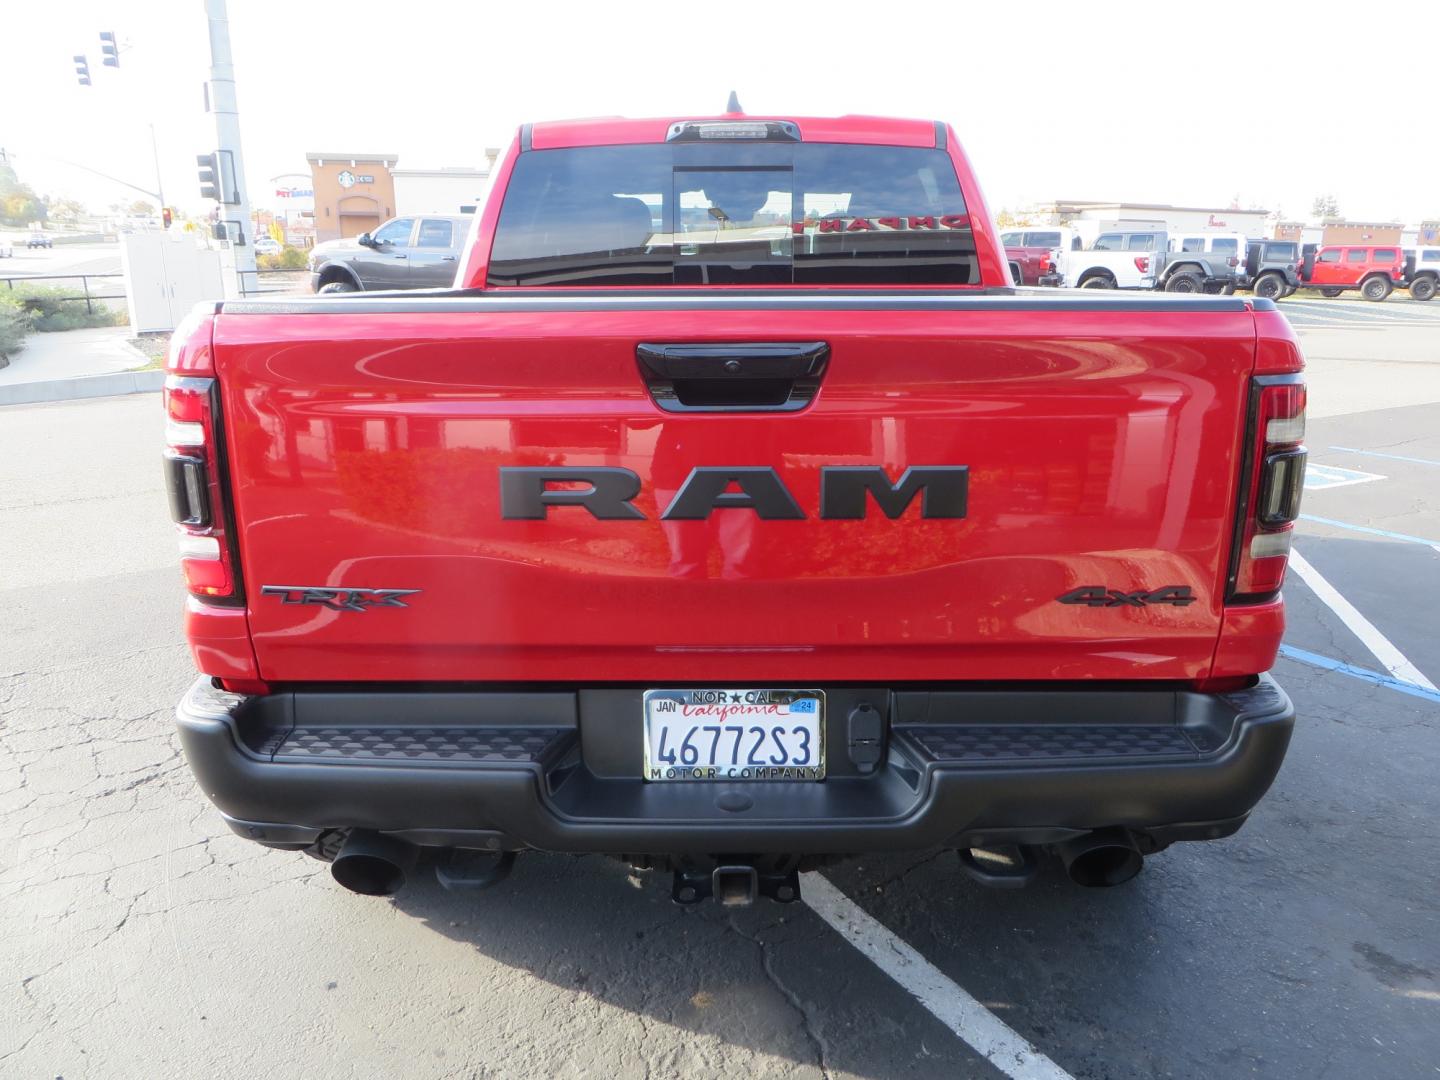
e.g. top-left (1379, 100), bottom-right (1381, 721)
top-left (268, 172), bottom-right (315, 247)
top-left (306, 152), bottom-right (399, 242)
top-left (1021, 200), bottom-right (1272, 238)
top-left (393, 151), bottom-right (500, 216)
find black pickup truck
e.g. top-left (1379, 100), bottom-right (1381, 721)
top-left (308, 214), bottom-right (470, 292)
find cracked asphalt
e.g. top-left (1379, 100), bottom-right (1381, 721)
top-left (2, 300), bottom-right (1439, 1078)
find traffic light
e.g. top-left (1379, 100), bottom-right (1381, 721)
top-left (196, 150), bottom-right (239, 204)
top-left (162, 207), bottom-right (173, 230)
top-left (197, 153), bottom-right (219, 200)
top-left (74, 55), bottom-right (91, 86)
top-left (100, 31), bottom-right (119, 68)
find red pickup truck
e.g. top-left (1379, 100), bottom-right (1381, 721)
top-left (169, 111), bottom-right (1303, 905)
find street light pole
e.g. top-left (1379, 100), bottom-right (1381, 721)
top-left (149, 124), bottom-right (165, 209)
top-left (203, 0), bottom-right (255, 294)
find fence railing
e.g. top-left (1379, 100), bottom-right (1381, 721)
top-left (235, 267), bottom-right (310, 297)
top-left (1, 268), bottom-right (311, 307)
top-left (0, 273), bottom-right (126, 314)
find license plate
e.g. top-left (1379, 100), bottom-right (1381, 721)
top-left (642, 689), bottom-right (825, 781)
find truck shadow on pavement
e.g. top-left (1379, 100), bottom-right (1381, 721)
top-left (382, 846), bottom-right (1165, 1077)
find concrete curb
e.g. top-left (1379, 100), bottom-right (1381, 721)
top-left (0, 369), bottom-right (165, 407)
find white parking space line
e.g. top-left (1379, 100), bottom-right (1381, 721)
top-left (1288, 549), bottom-right (1437, 690)
top-left (802, 872), bottom-right (1074, 1080)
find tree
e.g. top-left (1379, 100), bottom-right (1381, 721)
top-left (0, 163), bottom-right (47, 226)
top-left (1311, 194), bottom-right (1340, 220)
top-left (46, 198), bottom-right (88, 222)
top-left (995, 209), bottom-right (1017, 229)
top-left (128, 199), bottom-right (156, 216)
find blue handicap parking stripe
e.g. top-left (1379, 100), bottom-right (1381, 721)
top-left (1299, 514), bottom-right (1440, 548)
top-left (1278, 645), bottom-right (1440, 705)
top-left (1329, 445), bottom-right (1440, 468)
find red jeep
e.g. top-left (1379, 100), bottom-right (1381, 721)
top-left (1299, 245), bottom-right (1405, 301)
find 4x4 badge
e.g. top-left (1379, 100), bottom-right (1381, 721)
top-left (1056, 586), bottom-right (1195, 608)
top-left (261, 586), bottom-right (420, 612)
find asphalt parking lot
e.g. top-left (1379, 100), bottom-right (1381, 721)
top-left (2, 295), bottom-right (1438, 1079)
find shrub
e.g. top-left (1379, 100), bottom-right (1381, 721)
top-left (8, 283), bottom-right (127, 331)
top-left (257, 246), bottom-right (309, 271)
top-left (0, 291), bottom-right (34, 360)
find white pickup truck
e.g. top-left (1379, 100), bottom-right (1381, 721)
top-left (1058, 231), bottom-right (1162, 290)
top-left (1060, 230), bottom-right (1238, 292)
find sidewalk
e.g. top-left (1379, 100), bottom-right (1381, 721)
top-left (0, 326), bottom-right (163, 406)
top-left (0, 326), bottom-right (148, 386)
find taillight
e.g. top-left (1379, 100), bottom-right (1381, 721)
top-left (1134, 256), bottom-right (1151, 273)
top-left (1227, 377), bottom-right (1306, 601)
top-left (163, 306), bottom-right (242, 604)
top-left (1039, 252), bottom-right (1053, 274)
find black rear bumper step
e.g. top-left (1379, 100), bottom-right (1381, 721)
top-left (176, 676), bottom-right (1294, 856)
top-left (259, 726), bottom-right (574, 767)
top-left (899, 724), bottom-right (1199, 763)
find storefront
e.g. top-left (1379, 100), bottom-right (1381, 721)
top-left (306, 153), bottom-right (399, 242)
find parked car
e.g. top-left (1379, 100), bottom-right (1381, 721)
top-left (1240, 239), bottom-right (1303, 300)
top-left (1298, 245), bottom-right (1405, 301)
top-left (308, 215), bottom-right (470, 292)
top-left (1167, 233), bottom-right (1247, 292)
top-left (168, 109), bottom-right (1302, 906)
top-left (1001, 226), bottom-right (1078, 286)
top-left (253, 236), bottom-right (283, 256)
top-left (1401, 248), bottom-right (1438, 301)
top-left (1061, 230), bottom-right (1238, 292)
top-left (27, 234), bottom-right (53, 249)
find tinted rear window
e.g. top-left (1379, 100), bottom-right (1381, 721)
top-left (1025, 231), bottom-right (1062, 247)
top-left (487, 143), bottom-right (977, 287)
top-left (1210, 238), bottom-right (1239, 255)
top-left (1372, 248), bottom-right (1398, 261)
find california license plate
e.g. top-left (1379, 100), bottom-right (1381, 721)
top-left (642, 689), bottom-right (825, 781)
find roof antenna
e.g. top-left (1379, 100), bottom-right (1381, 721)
top-left (725, 91), bottom-right (743, 115)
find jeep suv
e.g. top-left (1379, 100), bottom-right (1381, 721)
top-left (1402, 248), bottom-right (1439, 302)
top-left (1241, 240), bottom-right (1302, 300)
top-left (1298, 245), bottom-right (1405, 301)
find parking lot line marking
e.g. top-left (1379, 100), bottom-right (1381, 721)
top-left (1299, 514), bottom-right (1440, 552)
top-left (1288, 549), bottom-right (1437, 690)
top-left (1278, 645), bottom-right (1440, 706)
top-left (801, 872), bottom-right (1074, 1080)
top-left (1329, 445), bottom-right (1440, 468)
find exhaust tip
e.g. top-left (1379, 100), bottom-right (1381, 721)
top-left (1058, 830), bottom-right (1143, 888)
top-left (330, 830), bottom-right (417, 896)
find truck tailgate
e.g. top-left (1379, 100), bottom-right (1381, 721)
top-left (213, 296), bottom-right (1257, 683)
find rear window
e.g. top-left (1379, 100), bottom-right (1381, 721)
top-left (1268, 242), bottom-right (1298, 260)
top-left (487, 143), bottom-right (977, 287)
top-left (1024, 230), bottom-right (1062, 248)
top-left (1372, 248), bottom-right (1398, 262)
top-left (1210, 238), bottom-right (1239, 256)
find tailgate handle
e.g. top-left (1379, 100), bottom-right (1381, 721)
top-left (636, 341), bottom-right (829, 413)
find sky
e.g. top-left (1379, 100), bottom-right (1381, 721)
top-left (3, 0), bottom-right (1438, 224)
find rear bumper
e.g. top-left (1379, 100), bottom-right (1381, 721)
top-left (176, 675), bottom-right (1295, 855)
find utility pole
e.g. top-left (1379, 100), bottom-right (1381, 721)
top-left (203, 0), bottom-right (255, 294)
